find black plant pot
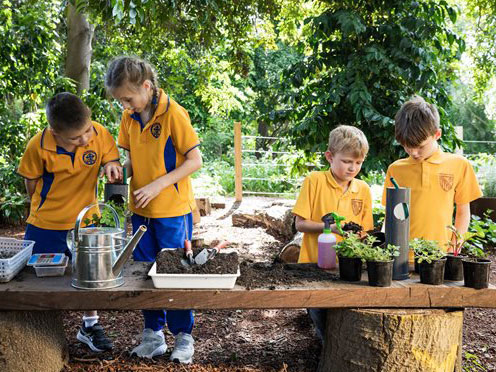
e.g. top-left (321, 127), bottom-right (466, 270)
top-left (444, 254), bottom-right (465, 281)
top-left (419, 258), bottom-right (446, 285)
top-left (414, 257), bottom-right (420, 274)
top-left (367, 260), bottom-right (393, 287)
top-left (462, 258), bottom-right (491, 289)
top-left (338, 256), bottom-right (362, 282)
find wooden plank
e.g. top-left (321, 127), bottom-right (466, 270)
top-left (2, 262), bottom-right (496, 311)
top-left (234, 121), bottom-right (242, 202)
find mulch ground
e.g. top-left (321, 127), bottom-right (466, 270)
top-left (2, 208), bottom-right (496, 371)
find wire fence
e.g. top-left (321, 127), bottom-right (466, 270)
top-left (233, 124), bottom-right (496, 201)
top-left (234, 123), bottom-right (307, 200)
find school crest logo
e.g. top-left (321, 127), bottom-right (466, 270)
top-left (82, 150), bottom-right (97, 165)
top-left (351, 199), bottom-right (363, 216)
top-left (150, 123), bottom-right (161, 138)
top-left (439, 173), bottom-right (454, 191)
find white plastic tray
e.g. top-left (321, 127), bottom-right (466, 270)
top-left (33, 256), bottom-right (69, 277)
top-left (148, 262), bottom-right (240, 289)
top-left (0, 238), bottom-right (35, 283)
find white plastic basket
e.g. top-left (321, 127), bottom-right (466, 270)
top-left (0, 238), bottom-right (35, 283)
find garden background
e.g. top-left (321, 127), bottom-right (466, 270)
top-left (1, 1), bottom-right (496, 370)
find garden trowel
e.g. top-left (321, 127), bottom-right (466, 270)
top-left (180, 239), bottom-right (195, 268)
top-left (194, 240), bottom-right (230, 265)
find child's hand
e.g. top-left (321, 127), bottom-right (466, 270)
top-left (102, 161), bottom-right (123, 183)
top-left (133, 179), bottom-right (163, 208)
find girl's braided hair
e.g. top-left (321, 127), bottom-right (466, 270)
top-left (105, 56), bottom-right (160, 107)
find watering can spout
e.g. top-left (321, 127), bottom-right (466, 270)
top-left (112, 225), bottom-right (147, 277)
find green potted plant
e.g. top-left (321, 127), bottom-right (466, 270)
top-left (335, 232), bottom-right (364, 282)
top-left (361, 239), bottom-right (399, 287)
top-left (411, 238), bottom-right (446, 285)
top-left (461, 241), bottom-right (492, 289)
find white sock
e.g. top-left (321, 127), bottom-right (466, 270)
top-left (83, 315), bottom-right (99, 328)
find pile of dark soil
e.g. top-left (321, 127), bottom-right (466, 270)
top-left (238, 261), bottom-right (338, 289)
top-left (343, 222), bottom-right (363, 233)
top-left (0, 250), bottom-right (16, 259)
top-left (156, 248), bottom-right (239, 275)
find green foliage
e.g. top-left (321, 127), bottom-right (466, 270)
top-left (463, 351), bottom-right (487, 372)
top-left (469, 212), bottom-right (496, 248)
top-left (411, 238), bottom-right (446, 263)
top-left (273, 0), bottom-right (465, 172)
top-left (83, 201), bottom-right (127, 228)
top-left (362, 243), bottom-right (400, 263)
top-left (335, 232), bottom-right (364, 259)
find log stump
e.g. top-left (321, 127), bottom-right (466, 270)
top-left (0, 311), bottom-right (68, 372)
top-left (232, 201), bottom-right (295, 240)
top-left (278, 232), bottom-right (302, 263)
top-left (319, 308), bottom-right (463, 372)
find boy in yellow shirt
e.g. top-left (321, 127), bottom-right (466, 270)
top-left (293, 125), bottom-right (374, 263)
top-left (18, 92), bottom-right (122, 352)
top-left (292, 125), bottom-right (373, 341)
top-left (382, 96), bottom-right (482, 256)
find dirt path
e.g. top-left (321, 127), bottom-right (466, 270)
top-left (2, 196), bottom-right (495, 371)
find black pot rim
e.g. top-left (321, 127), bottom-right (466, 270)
top-left (418, 257), bottom-right (447, 264)
top-left (462, 258), bottom-right (492, 264)
top-left (366, 259), bottom-right (393, 264)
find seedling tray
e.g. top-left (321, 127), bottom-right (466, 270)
top-left (0, 238), bottom-right (35, 283)
top-left (148, 262), bottom-right (240, 289)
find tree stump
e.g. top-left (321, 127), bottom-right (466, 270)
top-left (319, 308), bottom-right (463, 372)
top-left (278, 232), bottom-right (302, 263)
top-left (0, 311), bottom-right (68, 372)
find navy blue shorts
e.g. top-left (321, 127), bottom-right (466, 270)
top-left (131, 213), bottom-right (193, 262)
top-left (24, 224), bottom-right (72, 257)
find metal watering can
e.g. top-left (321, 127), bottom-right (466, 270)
top-left (67, 203), bottom-right (147, 290)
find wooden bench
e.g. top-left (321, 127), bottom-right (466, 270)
top-left (2, 261), bottom-right (496, 372)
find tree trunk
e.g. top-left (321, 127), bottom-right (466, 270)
top-left (319, 308), bottom-right (463, 372)
top-left (65, 4), bottom-right (94, 94)
top-left (255, 120), bottom-right (269, 159)
top-left (0, 311), bottom-right (68, 372)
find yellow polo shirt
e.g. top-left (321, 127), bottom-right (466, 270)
top-left (18, 122), bottom-right (120, 230)
top-left (292, 171), bottom-right (374, 263)
top-left (382, 149), bottom-right (482, 250)
top-left (118, 89), bottom-right (200, 218)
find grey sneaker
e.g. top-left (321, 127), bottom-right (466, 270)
top-left (130, 329), bottom-right (167, 359)
top-left (170, 332), bottom-right (194, 364)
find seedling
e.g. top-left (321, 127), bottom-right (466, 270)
top-left (361, 242), bottom-right (400, 262)
top-left (410, 238), bottom-right (445, 264)
top-left (335, 232), bottom-right (365, 258)
top-left (446, 225), bottom-right (485, 258)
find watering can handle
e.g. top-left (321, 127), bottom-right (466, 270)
top-left (74, 202), bottom-right (121, 244)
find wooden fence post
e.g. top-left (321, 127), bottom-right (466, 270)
top-left (455, 126), bottom-right (463, 155)
top-left (234, 122), bottom-right (242, 201)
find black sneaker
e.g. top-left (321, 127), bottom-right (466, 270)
top-left (76, 323), bottom-right (113, 352)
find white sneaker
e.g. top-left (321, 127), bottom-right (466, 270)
top-left (130, 329), bottom-right (167, 359)
top-left (170, 332), bottom-right (194, 364)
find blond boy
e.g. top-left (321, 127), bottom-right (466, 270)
top-left (293, 125), bottom-right (374, 263)
top-left (382, 96), bottom-right (482, 255)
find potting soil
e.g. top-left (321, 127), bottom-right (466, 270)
top-left (156, 248), bottom-right (239, 274)
top-left (0, 250), bottom-right (16, 259)
top-left (238, 260), bottom-right (339, 289)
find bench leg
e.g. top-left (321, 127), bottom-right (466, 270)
top-left (318, 308), bottom-right (463, 372)
top-left (0, 311), bottom-right (68, 372)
